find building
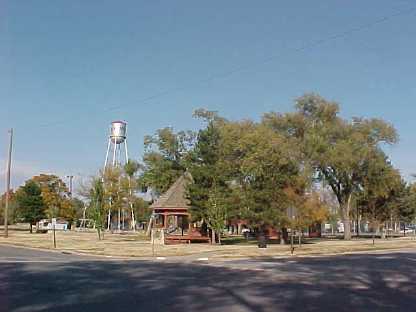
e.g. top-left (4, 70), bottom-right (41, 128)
top-left (149, 173), bottom-right (209, 244)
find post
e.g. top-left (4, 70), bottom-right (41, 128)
top-left (66, 175), bottom-right (74, 230)
top-left (4, 128), bottom-right (13, 238)
top-left (151, 229), bottom-right (155, 257)
top-left (290, 207), bottom-right (295, 254)
top-left (118, 207), bottom-right (121, 232)
top-left (290, 230), bottom-right (294, 255)
top-left (52, 217), bottom-right (57, 248)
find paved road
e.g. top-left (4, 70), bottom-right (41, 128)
top-left (1, 245), bottom-right (416, 312)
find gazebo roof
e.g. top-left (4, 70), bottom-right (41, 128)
top-left (150, 173), bottom-right (192, 210)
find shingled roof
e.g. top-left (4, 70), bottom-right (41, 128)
top-left (150, 173), bottom-right (192, 210)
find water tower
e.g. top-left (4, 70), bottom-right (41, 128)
top-left (104, 120), bottom-right (129, 169)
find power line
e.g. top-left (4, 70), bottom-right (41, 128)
top-left (37, 5), bottom-right (416, 129)
top-left (106, 6), bottom-right (416, 112)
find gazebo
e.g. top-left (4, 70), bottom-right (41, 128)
top-left (149, 173), bottom-right (209, 244)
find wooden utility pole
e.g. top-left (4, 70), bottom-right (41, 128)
top-left (4, 128), bottom-right (13, 238)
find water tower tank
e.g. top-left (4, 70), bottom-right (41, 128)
top-left (110, 121), bottom-right (127, 144)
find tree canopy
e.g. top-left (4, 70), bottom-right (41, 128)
top-left (15, 180), bottom-right (45, 232)
top-left (135, 93), bottom-right (414, 242)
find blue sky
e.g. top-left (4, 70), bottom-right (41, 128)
top-left (1, 1), bottom-right (415, 192)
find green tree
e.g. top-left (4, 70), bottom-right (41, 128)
top-left (188, 110), bottom-right (229, 244)
top-left (219, 120), bottom-right (304, 243)
top-left (69, 197), bottom-right (86, 228)
top-left (205, 184), bottom-right (229, 244)
top-left (32, 174), bottom-right (74, 222)
top-left (102, 167), bottom-right (126, 231)
top-left (87, 178), bottom-right (105, 240)
top-left (133, 197), bottom-right (151, 224)
top-left (15, 180), bottom-right (45, 233)
top-left (398, 183), bottom-right (416, 225)
top-left (139, 127), bottom-right (195, 194)
top-left (357, 153), bottom-right (403, 241)
top-left (265, 94), bottom-right (397, 240)
top-left (0, 190), bottom-right (17, 225)
top-left (285, 188), bottom-right (329, 240)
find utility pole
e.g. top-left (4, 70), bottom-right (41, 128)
top-left (66, 175), bottom-right (75, 230)
top-left (4, 128), bottom-right (13, 238)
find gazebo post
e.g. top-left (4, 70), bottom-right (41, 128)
top-left (163, 213), bottom-right (168, 228)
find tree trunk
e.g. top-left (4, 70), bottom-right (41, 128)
top-left (217, 231), bottom-right (221, 245)
top-left (107, 209), bottom-right (111, 231)
top-left (381, 225), bottom-right (386, 239)
top-left (343, 215), bottom-right (351, 240)
top-left (117, 208), bottom-right (121, 232)
top-left (237, 223), bottom-right (242, 235)
top-left (29, 223), bottom-right (33, 233)
top-left (280, 228), bottom-right (288, 244)
top-left (341, 196), bottom-right (352, 240)
top-left (131, 205), bottom-right (136, 232)
top-left (146, 217), bottom-right (153, 237)
top-left (356, 206), bottom-right (360, 237)
top-left (211, 229), bottom-right (216, 244)
top-left (258, 227), bottom-right (267, 248)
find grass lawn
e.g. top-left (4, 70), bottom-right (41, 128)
top-left (1, 225), bottom-right (416, 260)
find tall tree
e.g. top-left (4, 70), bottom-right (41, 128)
top-left (32, 174), bottom-right (74, 222)
top-left (218, 120), bottom-right (304, 242)
top-left (87, 178), bottom-right (105, 240)
top-left (102, 167), bottom-right (125, 231)
top-left (139, 127), bottom-right (195, 195)
top-left (188, 110), bottom-right (229, 243)
top-left (15, 180), bottom-right (45, 233)
top-left (398, 183), bottom-right (416, 225)
top-left (357, 153), bottom-right (403, 240)
top-left (264, 94), bottom-right (397, 239)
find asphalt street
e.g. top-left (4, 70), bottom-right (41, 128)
top-left (1, 245), bottom-right (416, 312)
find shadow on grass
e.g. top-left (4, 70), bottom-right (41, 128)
top-left (1, 251), bottom-right (416, 312)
